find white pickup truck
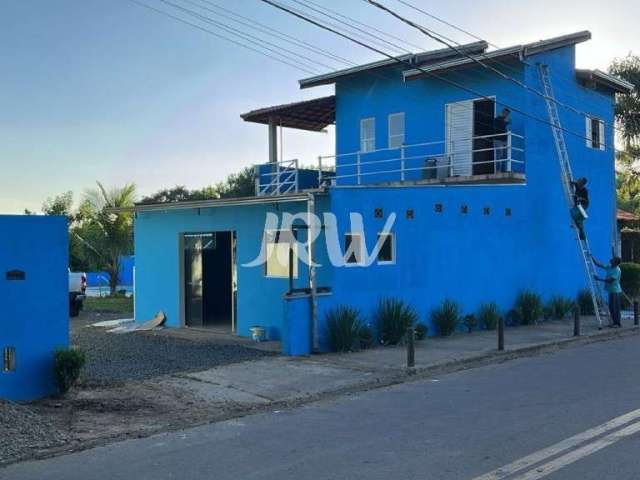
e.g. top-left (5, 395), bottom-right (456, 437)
top-left (69, 270), bottom-right (87, 317)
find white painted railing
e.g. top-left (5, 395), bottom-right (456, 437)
top-left (255, 159), bottom-right (300, 197)
top-left (318, 131), bottom-right (524, 186)
top-left (254, 132), bottom-right (525, 196)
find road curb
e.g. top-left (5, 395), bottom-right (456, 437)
top-left (405, 325), bottom-right (640, 379)
top-left (4, 326), bottom-right (637, 469)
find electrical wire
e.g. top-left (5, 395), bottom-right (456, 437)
top-left (259, 0), bottom-right (615, 151)
top-left (392, 0), bottom-right (617, 106)
top-left (293, 0), bottom-right (427, 52)
top-left (126, 0), bottom-right (319, 75)
top-left (364, 0), bottom-right (625, 137)
top-left (191, 0), bottom-right (357, 67)
top-left (157, 0), bottom-right (326, 72)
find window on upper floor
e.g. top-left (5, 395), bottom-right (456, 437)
top-left (360, 118), bottom-right (375, 153)
top-left (388, 112), bottom-right (405, 149)
top-left (586, 116), bottom-right (605, 151)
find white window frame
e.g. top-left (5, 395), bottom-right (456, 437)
top-left (388, 112), bottom-right (405, 149)
top-left (264, 229), bottom-right (298, 279)
top-left (360, 117), bottom-right (375, 153)
top-left (586, 116), bottom-right (605, 151)
top-left (376, 232), bottom-right (396, 265)
top-left (344, 232), bottom-right (365, 266)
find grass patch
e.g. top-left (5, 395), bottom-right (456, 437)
top-left (84, 295), bottom-right (134, 314)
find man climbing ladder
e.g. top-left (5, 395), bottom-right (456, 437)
top-left (570, 177), bottom-right (589, 240)
top-left (537, 64), bottom-right (611, 328)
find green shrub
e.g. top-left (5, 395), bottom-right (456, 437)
top-left (478, 302), bottom-right (500, 331)
top-left (463, 314), bottom-right (477, 333)
top-left (414, 323), bottom-right (428, 340)
top-left (326, 306), bottom-right (363, 352)
top-left (358, 324), bottom-right (375, 350)
top-left (375, 298), bottom-right (419, 345)
top-left (54, 347), bottom-right (86, 394)
top-left (431, 299), bottom-right (460, 337)
top-left (514, 290), bottom-right (543, 325)
top-left (547, 296), bottom-right (576, 320)
top-left (506, 308), bottom-right (521, 327)
top-left (621, 263), bottom-right (640, 298)
top-left (576, 289), bottom-right (595, 315)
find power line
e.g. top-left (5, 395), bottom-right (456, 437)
top-left (126, 0), bottom-right (319, 74)
top-left (191, 0), bottom-right (357, 67)
top-left (295, 0), bottom-right (427, 52)
top-left (364, 0), bottom-right (625, 137)
top-left (393, 0), bottom-right (616, 107)
top-left (157, 0), bottom-right (325, 72)
top-left (285, 0), bottom-right (411, 56)
top-left (259, 0), bottom-right (613, 150)
top-left (128, 0), bottom-right (511, 134)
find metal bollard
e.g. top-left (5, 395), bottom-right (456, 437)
top-left (634, 301), bottom-right (639, 326)
top-left (498, 316), bottom-right (505, 351)
top-left (406, 327), bottom-right (415, 374)
top-left (573, 307), bottom-right (581, 337)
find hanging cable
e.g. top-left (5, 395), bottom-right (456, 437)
top-left (157, 0), bottom-right (326, 72)
top-left (191, 0), bottom-right (357, 66)
top-left (363, 0), bottom-right (625, 137)
top-left (392, 0), bottom-right (618, 106)
top-left (259, 0), bottom-right (614, 150)
top-left (126, 0), bottom-right (320, 75)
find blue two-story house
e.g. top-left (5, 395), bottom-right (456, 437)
top-left (133, 31), bottom-right (633, 353)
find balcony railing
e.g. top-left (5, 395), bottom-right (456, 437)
top-left (255, 159), bottom-right (300, 196)
top-left (319, 131), bottom-right (524, 186)
top-left (254, 132), bottom-right (524, 196)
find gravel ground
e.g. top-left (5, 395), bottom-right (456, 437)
top-left (0, 401), bottom-right (69, 465)
top-left (71, 313), bottom-right (275, 385)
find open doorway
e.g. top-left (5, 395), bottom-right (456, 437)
top-left (446, 97), bottom-right (496, 176)
top-left (472, 98), bottom-right (496, 175)
top-left (183, 231), bottom-right (236, 330)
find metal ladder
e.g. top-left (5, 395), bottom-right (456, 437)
top-left (538, 64), bottom-right (610, 328)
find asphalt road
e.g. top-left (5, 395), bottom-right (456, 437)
top-left (4, 336), bottom-right (640, 480)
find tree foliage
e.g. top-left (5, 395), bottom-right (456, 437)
top-left (139, 167), bottom-right (255, 204)
top-left (609, 54), bottom-right (640, 150)
top-left (79, 182), bottom-right (136, 294)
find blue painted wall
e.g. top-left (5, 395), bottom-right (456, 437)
top-left (0, 215), bottom-right (69, 401)
top-left (134, 199), bottom-right (332, 340)
top-left (334, 59), bottom-right (526, 184)
top-left (135, 43), bottom-right (617, 352)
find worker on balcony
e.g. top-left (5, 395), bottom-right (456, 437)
top-left (570, 177), bottom-right (589, 240)
top-left (493, 108), bottom-right (512, 172)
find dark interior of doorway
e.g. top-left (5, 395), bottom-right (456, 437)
top-left (473, 99), bottom-right (496, 175)
top-left (184, 231), bottom-right (233, 329)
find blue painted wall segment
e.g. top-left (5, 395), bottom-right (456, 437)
top-left (0, 215), bottom-right (69, 401)
top-left (135, 43), bottom-right (617, 353)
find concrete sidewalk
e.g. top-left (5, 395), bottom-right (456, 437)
top-left (162, 319), bottom-right (640, 410)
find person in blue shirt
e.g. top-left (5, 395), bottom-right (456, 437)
top-left (592, 255), bottom-right (622, 327)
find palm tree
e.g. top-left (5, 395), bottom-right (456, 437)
top-left (82, 182), bottom-right (136, 295)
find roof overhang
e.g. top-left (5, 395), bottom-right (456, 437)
top-left (576, 69), bottom-right (634, 94)
top-left (240, 95), bottom-right (335, 132)
top-left (403, 31), bottom-right (592, 81)
top-left (125, 192), bottom-right (318, 214)
top-left (299, 41), bottom-right (488, 89)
